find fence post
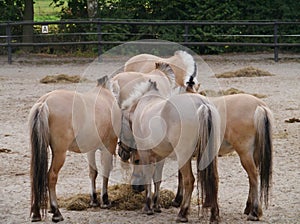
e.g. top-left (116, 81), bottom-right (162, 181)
top-left (184, 24), bottom-right (189, 43)
top-left (97, 20), bottom-right (102, 62)
top-left (6, 22), bottom-right (12, 64)
top-left (274, 22), bottom-right (278, 62)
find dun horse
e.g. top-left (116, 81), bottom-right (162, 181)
top-left (29, 76), bottom-right (121, 222)
top-left (118, 79), bottom-right (221, 223)
top-left (171, 93), bottom-right (273, 221)
top-left (124, 50), bottom-right (200, 91)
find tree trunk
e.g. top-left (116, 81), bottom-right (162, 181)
top-left (87, 0), bottom-right (98, 18)
top-left (22, 0), bottom-right (34, 51)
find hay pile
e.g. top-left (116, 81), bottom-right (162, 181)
top-left (285, 118), bottom-right (300, 123)
top-left (40, 74), bottom-right (87, 84)
top-left (58, 184), bottom-right (175, 211)
top-left (200, 88), bottom-right (266, 98)
top-left (0, 148), bottom-right (12, 153)
top-left (216, 66), bottom-right (274, 78)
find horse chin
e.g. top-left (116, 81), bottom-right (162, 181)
top-left (132, 184), bottom-right (145, 193)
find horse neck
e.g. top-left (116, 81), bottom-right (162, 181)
top-left (136, 90), bottom-right (163, 110)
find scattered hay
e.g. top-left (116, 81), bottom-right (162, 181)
top-left (159, 189), bottom-right (176, 209)
top-left (59, 184), bottom-right (175, 211)
top-left (285, 118), bottom-right (300, 123)
top-left (0, 148), bottom-right (12, 153)
top-left (216, 66), bottom-right (274, 78)
top-left (40, 74), bottom-right (88, 84)
top-left (59, 194), bottom-right (90, 211)
top-left (200, 88), bottom-right (267, 98)
top-left (221, 88), bottom-right (244, 95)
top-left (251, 93), bottom-right (268, 98)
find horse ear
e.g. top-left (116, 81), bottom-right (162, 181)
top-left (97, 75), bottom-right (109, 87)
top-left (186, 76), bottom-right (197, 93)
top-left (148, 79), bottom-right (158, 91)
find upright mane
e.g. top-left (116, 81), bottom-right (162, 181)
top-left (155, 62), bottom-right (176, 88)
top-left (175, 51), bottom-right (196, 78)
top-left (121, 80), bottom-right (158, 110)
top-left (175, 51), bottom-right (199, 90)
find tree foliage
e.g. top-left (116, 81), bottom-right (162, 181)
top-left (0, 0), bottom-right (24, 21)
top-left (1, 0), bottom-right (299, 54)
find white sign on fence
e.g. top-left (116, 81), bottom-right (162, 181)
top-left (42, 25), bottom-right (49, 34)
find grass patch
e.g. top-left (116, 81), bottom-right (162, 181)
top-left (34, 0), bottom-right (63, 21)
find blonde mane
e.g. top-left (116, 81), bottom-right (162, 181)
top-left (121, 80), bottom-right (155, 110)
top-left (175, 51), bottom-right (195, 77)
top-left (174, 51), bottom-right (199, 88)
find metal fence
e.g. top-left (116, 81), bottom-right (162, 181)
top-left (1, 20), bottom-right (300, 64)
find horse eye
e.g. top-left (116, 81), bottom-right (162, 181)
top-left (134, 159), bottom-right (140, 165)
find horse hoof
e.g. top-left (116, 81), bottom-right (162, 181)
top-left (154, 207), bottom-right (162, 213)
top-left (142, 207), bottom-right (154, 215)
top-left (244, 207), bottom-right (250, 215)
top-left (52, 215), bottom-right (64, 223)
top-left (247, 214), bottom-right (259, 221)
top-left (176, 216), bottom-right (188, 223)
top-left (31, 214), bottom-right (41, 222)
top-left (172, 199), bottom-right (181, 208)
top-left (90, 200), bottom-right (100, 207)
top-left (101, 202), bottom-right (112, 209)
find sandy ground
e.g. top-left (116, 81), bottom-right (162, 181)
top-left (0, 52), bottom-right (299, 223)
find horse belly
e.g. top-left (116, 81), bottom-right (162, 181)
top-left (152, 141), bottom-right (174, 159)
top-left (218, 140), bottom-right (235, 156)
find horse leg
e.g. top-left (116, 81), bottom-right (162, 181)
top-left (48, 151), bottom-right (66, 222)
top-left (172, 170), bottom-right (183, 207)
top-left (87, 150), bottom-right (100, 207)
top-left (239, 152), bottom-right (262, 221)
top-left (152, 160), bottom-right (164, 213)
top-left (100, 148), bottom-right (113, 208)
top-left (141, 157), bottom-right (155, 215)
top-left (176, 159), bottom-right (194, 223)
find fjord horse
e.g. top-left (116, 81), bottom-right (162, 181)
top-left (118, 79), bottom-right (221, 223)
top-left (110, 62), bottom-right (183, 107)
top-left (172, 93), bottom-right (273, 221)
top-left (29, 76), bottom-right (121, 222)
top-left (86, 62), bottom-right (188, 205)
top-left (124, 50), bottom-right (200, 91)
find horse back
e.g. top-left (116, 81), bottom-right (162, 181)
top-left (34, 88), bottom-right (120, 153)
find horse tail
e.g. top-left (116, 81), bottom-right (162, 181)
top-left (254, 105), bottom-right (273, 208)
top-left (196, 103), bottom-right (220, 209)
top-left (29, 102), bottom-right (50, 217)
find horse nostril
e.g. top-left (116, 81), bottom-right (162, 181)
top-left (134, 159), bottom-right (140, 165)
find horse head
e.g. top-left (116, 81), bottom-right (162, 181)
top-left (118, 110), bottom-right (136, 161)
top-left (185, 76), bottom-right (201, 93)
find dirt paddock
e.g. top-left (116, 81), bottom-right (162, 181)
top-left (0, 53), bottom-right (299, 223)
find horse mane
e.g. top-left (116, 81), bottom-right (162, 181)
top-left (155, 62), bottom-right (176, 88)
top-left (97, 75), bottom-right (109, 88)
top-left (175, 50), bottom-right (196, 77)
top-left (121, 80), bottom-right (158, 110)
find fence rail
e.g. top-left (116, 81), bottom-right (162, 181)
top-left (1, 20), bottom-right (300, 64)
